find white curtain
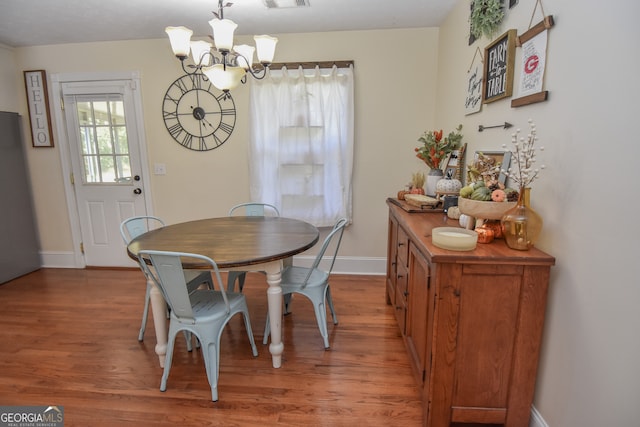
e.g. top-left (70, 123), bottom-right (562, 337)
top-left (249, 65), bottom-right (354, 227)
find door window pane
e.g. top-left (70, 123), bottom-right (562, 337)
top-left (75, 95), bottom-right (131, 184)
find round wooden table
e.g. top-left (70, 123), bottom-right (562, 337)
top-left (127, 216), bottom-right (319, 368)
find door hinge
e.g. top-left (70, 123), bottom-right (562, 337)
top-left (60, 97), bottom-right (64, 110)
top-left (70, 172), bottom-right (74, 185)
top-left (80, 242), bottom-right (84, 254)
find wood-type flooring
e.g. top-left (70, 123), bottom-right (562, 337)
top-left (0, 268), bottom-right (423, 426)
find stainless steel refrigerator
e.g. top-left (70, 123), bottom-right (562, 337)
top-left (0, 111), bottom-right (41, 284)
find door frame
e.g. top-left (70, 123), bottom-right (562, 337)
top-left (50, 71), bottom-right (153, 268)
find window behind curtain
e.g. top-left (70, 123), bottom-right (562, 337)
top-left (249, 65), bottom-right (354, 227)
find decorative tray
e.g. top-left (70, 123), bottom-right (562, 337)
top-left (388, 197), bottom-right (444, 213)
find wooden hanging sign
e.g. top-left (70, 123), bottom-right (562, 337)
top-left (482, 29), bottom-right (517, 104)
top-left (511, 0), bottom-right (554, 107)
top-left (516, 15), bottom-right (554, 47)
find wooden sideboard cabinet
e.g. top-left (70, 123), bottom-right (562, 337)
top-left (385, 200), bottom-right (555, 427)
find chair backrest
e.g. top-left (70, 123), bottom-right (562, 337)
top-left (120, 215), bottom-right (165, 244)
top-left (228, 202), bottom-right (280, 217)
top-left (304, 218), bottom-right (348, 282)
top-left (138, 250), bottom-right (228, 321)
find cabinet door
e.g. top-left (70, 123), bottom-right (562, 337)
top-left (407, 244), bottom-right (433, 387)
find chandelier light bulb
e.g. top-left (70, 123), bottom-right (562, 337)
top-left (190, 40), bottom-right (213, 67)
top-left (203, 64), bottom-right (246, 92)
top-left (233, 44), bottom-right (255, 70)
top-left (209, 18), bottom-right (238, 52)
top-left (165, 26), bottom-right (193, 60)
top-left (254, 35), bottom-right (278, 64)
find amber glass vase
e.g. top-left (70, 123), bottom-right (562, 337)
top-left (500, 187), bottom-right (543, 250)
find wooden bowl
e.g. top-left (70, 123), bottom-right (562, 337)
top-left (458, 197), bottom-right (517, 220)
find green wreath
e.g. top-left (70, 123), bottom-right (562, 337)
top-left (470, 0), bottom-right (505, 39)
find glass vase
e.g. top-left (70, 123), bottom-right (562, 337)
top-left (500, 187), bottom-right (543, 251)
top-left (425, 168), bottom-right (444, 197)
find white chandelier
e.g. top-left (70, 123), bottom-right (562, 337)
top-left (165, 0), bottom-right (278, 96)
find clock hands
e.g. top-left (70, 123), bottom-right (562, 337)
top-left (189, 105), bottom-right (218, 132)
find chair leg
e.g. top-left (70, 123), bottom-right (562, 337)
top-left (312, 298), bottom-right (330, 349)
top-left (263, 314), bottom-right (270, 345)
top-left (139, 283), bottom-right (152, 341)
top-left (160, 326), bottom-right (179, 393)
top-left (326, 285), bottom-right (338, 325)
top-left (283, 293), bottom-right (292, 315)
top-left (184, 331), bottom-right (193, 352)
top-left (199, 336), bottom-right (220, 402)
top-left (227, 271), bottom-right (247, 292)
top-left (241, 308), bottom-right (259, 357)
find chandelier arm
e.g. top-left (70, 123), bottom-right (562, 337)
top-left (245, 64), bottom-right (269, 80)
top-left (180, 59), bottom-right (198, 76)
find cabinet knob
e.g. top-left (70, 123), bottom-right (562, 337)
top-left (404, 291), bottom-right (409, 296)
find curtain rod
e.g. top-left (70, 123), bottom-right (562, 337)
top-left (268, 60), bottom-right (354, 70)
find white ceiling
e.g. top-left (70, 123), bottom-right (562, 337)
top-left (0, 0), bottom-right (457, 48)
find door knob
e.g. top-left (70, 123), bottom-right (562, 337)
top-left (133, 188), bottom-right (142, 195)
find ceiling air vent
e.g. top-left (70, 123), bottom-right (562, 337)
top-left (264, 0), bottom-right (310, 8)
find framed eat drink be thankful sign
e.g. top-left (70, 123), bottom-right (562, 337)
top-left (482, 29), bottom-right (517, 104)
top-left (23, 69), bottom-right (55, 147)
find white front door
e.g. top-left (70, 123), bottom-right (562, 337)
top-left (61, 80), bottom-right (147, 267)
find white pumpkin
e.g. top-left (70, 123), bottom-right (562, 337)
top-left (458, 214), bottom-right (472, 229)
top-left (436, 178), bottom-right (462, 194)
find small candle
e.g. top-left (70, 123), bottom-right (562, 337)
top-left (432, 227), bottom-right (478, 251)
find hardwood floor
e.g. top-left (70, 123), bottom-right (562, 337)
top-left (0, 269), bottom-right (423, 426)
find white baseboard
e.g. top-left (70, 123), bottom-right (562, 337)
top-left (294, 255), bottom-right (386, 275)
top-left (40, 252), bottom-right (388, 275)
top-left (40, 251), bottom-right (83, 268)
top-left (530, 405), bottom-right (549, 427)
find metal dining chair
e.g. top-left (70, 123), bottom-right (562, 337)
top-left (264, 218), bottom-right (348, 349)
top-left (226, 203), bottom-right (281, 293)
top-left (120, 215), bottom-right (214, 342)
top-left (137, 250), bottom-right (258, 402)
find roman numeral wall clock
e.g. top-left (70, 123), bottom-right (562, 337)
top-left (162, 73), bottom-right (236, 151)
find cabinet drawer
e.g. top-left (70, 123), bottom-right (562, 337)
top-left (397, 226), bottom-right (410, 268)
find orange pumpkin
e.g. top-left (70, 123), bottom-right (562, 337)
top-left (397, 190), bottom-right (409, 200)
top-left (482, 220), bottom-right (503, 239)
top-left (491, 189), bottom-right (506, 202)
top-left (475, 227), bottom-right (495, 244)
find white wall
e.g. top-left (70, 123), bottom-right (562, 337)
top-left (436, 1), bottom-right (640, 425)
top-left (11, 28), bottom-right (439, 268)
